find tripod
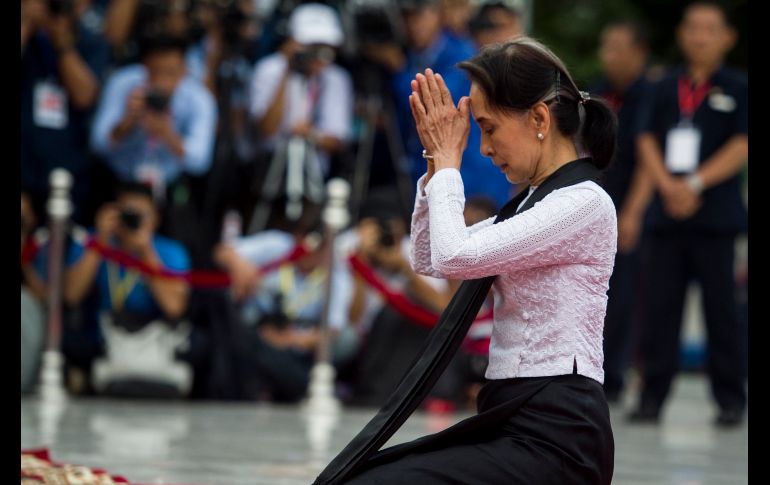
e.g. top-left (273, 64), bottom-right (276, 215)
top-left (247, 76), bottom-right (326, 234)
top-left (350, 62), bottom-right (413, 221)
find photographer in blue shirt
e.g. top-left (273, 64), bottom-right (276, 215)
top-left (90, 33), bottom-right (217, 201)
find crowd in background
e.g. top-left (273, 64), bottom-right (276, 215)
top-left (21, 0), bottom-right (747, 425)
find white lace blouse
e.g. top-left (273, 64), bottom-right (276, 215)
top-left (410, 168), bottom-right (617, 384)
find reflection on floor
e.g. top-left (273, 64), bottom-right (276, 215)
top-left (20, 373), bottom-right (747, 485)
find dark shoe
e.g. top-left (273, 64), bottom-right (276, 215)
top-left (715, 408), bottom-right (744, 428)
top-left (627, 405), bottom-right (660, 424)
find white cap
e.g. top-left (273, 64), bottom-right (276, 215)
top-left (288, 3), bottom-right (344, 47)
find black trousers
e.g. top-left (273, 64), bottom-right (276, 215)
top-left (346, 375), bottom-right (614, 485)
top-left (637, 232), bottom-right (747, 412)
top-left (602, 246), bottom-right (643, 395)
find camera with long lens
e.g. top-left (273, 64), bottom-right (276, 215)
top-left (119, 208), bottom-right (143, 231)
top-left (145, 89), bottom-right (171, 112)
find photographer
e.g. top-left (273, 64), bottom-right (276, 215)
top-left (103, 0), bottom-right (192, 65)
top-left (187, 0), bottom-right (260, 95)
top-left (248, 2), bottom-right (352, 179)
top-left (62, 182), bottom-right (193, 396)
top-left (334, 188), bottom-right (462, 406)
top-left (21, 0), bottom-right (110, 225)
top-left (213, 206), bottom-right (357, 401)
top-left (90, 32), bottom-right (217, 202)
top-left (63, 182), bottom-right (190, 322)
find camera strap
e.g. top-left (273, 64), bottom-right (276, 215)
top-left (277, 264), bottom-right (327, 320)
top-left (107, 262), bottom-right (141, 311)
top-left (313, 158), bottom-right (601, 485)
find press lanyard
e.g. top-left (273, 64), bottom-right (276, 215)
top-left (278, 264), bottom-right (327, 320)
top-left (678, 75), bottom-right (711, 121)
top-left (603, 91), bottom-right (623, 114)
top-left (107, 262), bottom-right (140, 311)
top-left (305, 77), bottom-right (322, 123)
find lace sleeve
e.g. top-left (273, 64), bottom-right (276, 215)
top-left (425, 169), bottom-right (616, 280)
top-left (467, 215), bottom-right (496, 234)
top-left (409, 174), bottom-right (444, 278)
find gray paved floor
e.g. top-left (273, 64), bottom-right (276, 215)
top-left (20, 373), bottom-right (747, 484)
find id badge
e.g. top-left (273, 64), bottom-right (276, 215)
top-left (665, 125), bottom-right (701, 173)
top-left (135, 163), bottom-right (166, 202)
top-left (33, 81), bottom-right (68, 129)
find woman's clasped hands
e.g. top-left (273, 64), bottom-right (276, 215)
top-left (409, 68), bottom-right (471, 178)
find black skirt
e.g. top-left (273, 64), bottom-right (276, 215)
top-left (344, 374), bottom-right (614, 485)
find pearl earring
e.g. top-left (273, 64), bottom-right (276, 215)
top-left (537, 133), bottom-right (544, 140)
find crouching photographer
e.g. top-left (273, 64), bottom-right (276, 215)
top-left (339, 188), bottom-right (466, 407)
top-left (213, 206), bottom-right (357, 402)
top-left (63, 182), bottom-right (195, 398)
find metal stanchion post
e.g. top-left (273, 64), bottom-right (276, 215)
top-left (308, 178), bottom-right (350, 410)
top-left (37, 168), bottom-right (73, 445)
top-left (305, 178), bottom-right (350, 465)
top-left (38, 168), bottom-right (73, 402)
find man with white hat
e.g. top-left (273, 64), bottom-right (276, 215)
top-left (248, 2), bottom-right (353, 179)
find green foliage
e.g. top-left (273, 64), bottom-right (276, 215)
top-left (530, 0), bottom-right (748, 86)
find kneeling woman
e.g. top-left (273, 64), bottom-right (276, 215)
top-left (346, 37), bottom-right (618, 484)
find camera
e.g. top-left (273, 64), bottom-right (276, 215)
top-left (290, 46), bottom-right (335, 76)
top-left (377, 219), bottom-right (396, 247)
top-left (119, 209), bottom-right (143, 231)
top-left (145, 89), bottom-right (171, 112)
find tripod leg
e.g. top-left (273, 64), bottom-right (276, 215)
top-left (383, 96), bottom-right (416, 215)
top-left (286, 136), bottom-right (306, 222)
top-left (305, 144), bottom-right (325, 206)
top-left (247, 144), bottom-right (287, 234)
top-left (350, 97), bottom-right (377, 222)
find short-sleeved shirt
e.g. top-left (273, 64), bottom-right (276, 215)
top-left (230, 230), bottom-right (353, 331)
top-left (637, 65), bottom-right (748, 234)
top-left (67, 233), bottom-right (191, 319)
top-left (334, 229), bottom-right (449, 334)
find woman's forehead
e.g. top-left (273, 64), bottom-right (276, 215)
top-left (469, 84), bottom-right (491, 118)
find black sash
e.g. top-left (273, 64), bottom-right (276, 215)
top-left (313, 158), bottom-right (601, 485)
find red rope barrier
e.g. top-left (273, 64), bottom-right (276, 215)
top-left (21, 238), bottom-right (40, 265)
top-left (25, 233), bottom-right (492, 347)
top-left (83, 238), bottom-right (308, 288)
top-left (347, 254), bottom-right (494, 329)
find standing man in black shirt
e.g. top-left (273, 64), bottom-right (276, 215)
top-left (629, 1), bottom-right (748, 427)
top-left (592, 20), bottom-right (654, 404)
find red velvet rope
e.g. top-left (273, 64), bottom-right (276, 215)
top-left (347, 254), bottom-right (494, 330)
top-left (82, 238), bottom-right (308, 288)
top-left (24, 234), bottom-right (492, 348)
top-left (21, 238), bottom-right (40, 265)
